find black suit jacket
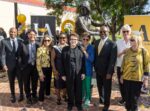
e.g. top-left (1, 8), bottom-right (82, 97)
top-left (61, 46), bottom-right (85, 78)
top-left (22, 41), bottom-right (40, 69)
top-left (0, 38), bottom-right (25, 71)
top-left (94, 38), bottom-right (117, 76)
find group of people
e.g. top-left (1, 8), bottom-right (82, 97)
top-left (0, 24), bottom-right (149, 111)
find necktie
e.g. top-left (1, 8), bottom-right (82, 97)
top-left (98, 39), bottom-right (104, 55)
top-left (12, 40), bottom-right (16, 52)
top-left (31, 44), bottom-right (35, 65)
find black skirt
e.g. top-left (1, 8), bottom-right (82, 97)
top-left (54, 74), bottom-right (66, 89)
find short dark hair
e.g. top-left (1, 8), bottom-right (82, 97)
top-left (69, 33), bottom-right (79, 40)
top-left (100, 25), bottom-right (110, 32)
top-left (27, 29), bottom-right (37, 34)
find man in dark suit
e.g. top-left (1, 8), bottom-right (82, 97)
top-left (22, 29), bottom-right (39, 104)
top-left (0, 27), bottom-right (25, 103)
top-left (61, 33), bottom-right (85, 111)
top-left (94, 25), bottom-right (117, 111)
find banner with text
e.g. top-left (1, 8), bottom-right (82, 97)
top-left (124, 15), bottom-right (150, 53)
top-left (31, 16), bottom-right (56, 39)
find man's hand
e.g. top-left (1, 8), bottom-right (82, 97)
top-left (81, 74), bottom-right (85, 80)
top-left (62, 76), bottom-right (66, 81)
top-left (39, 75), bottom-right (45, 82)
top-left (3, 65), bottom-right (8, 72)
top-left (106, 74), bottom-right (112, 80)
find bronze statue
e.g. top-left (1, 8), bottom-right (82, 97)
top-left (75, 1), bottom-right (102, 36)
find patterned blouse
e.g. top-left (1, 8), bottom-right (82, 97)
top-left (36, 46), bottom-right (51, 76)
top-left (121, 48), bottom-right (150, 81)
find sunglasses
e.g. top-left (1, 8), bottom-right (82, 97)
top-left (130, 39), bottom-right (135, 42)
top-left (44, 40), bottom-right (51, 42)
top-left (100, 31), bottom-right (107, 34)
top-left (123, 30), bottom-right (129, 33)
top-left (83, 38), bottom-right (89, 41)
top-left (60, 37), bottom-right (66, 39)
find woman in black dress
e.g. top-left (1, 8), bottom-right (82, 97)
top-left (51, 33), bottom-right (68, 105)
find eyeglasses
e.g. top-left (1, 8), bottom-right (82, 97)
top-left (130, 39), bottom-right (135, 42)
top-left (70, 39), bottom-right (78, 41)
top-left (83, 38), bottom-right (89, 41)
top-left (123, 30), bottom-right (129, 33)
top-left (44, 40), bottom-right (51, 42)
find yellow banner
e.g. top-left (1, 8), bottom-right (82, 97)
top-left (124, 15), bottom-right (150, 53)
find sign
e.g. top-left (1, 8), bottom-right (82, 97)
top-left (1, 0), bottom-right (44, 6)
top-left (124, 15), bottom-right (150, 53)
top-left (31, 16), bottom-right (56, 39)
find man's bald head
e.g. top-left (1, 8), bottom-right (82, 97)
top-left (9, 27), bottom-right (17, 39)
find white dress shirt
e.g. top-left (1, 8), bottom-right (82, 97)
top-left (10, 38), bottom-right (18, 51)
top-left (116, 39), bottom-right (130, 67)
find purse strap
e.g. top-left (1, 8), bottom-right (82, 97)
top-left (141, 48), bottom-right (145, 70)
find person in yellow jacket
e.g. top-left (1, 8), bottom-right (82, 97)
top-left (121, 34), bottom-right (150, 111)
top-left (36, 35), bottom-right (53, 105)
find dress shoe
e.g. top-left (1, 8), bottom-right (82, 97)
top-left (26, 98), bottom-right (32, 104)
top-left (67, 106), bottom-right (72, 111)
top-left (57, 99), bottom-right (61, 105)
top-left (18, 95), bottom-right (24, 102)
top-left (102, 108), bottom-right (108, 111)
top-left (77, 106), bottom-right (83, 111)
top-left (62, 95), bottom-right (68, 102)
top-left (32, 96), bottom-right (38, 104)
top-left (99, 98), bottom-right (104, 104)
top-left (10, 95), bottom-right (16, 103)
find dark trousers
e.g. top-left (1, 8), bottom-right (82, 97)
top-left (66, 73), bottom-right (82, 108)
top-left (23, 64), bottom-right (38, 99)
top-left (96, 74), bottom-right (112, 108)
top-left (124, 80), bottom-right (142, 111)
top-left (8, 66), bottom-right (23, 97)
top-left (39, 67), bottom-right (52, 101)
top-left (117, 67), bottom-right (125, 101)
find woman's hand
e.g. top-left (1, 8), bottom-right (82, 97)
top-left (39, 75), bottom-right (45, 82)
top-left (120, 76), bottom-right (123, 84)
top-left (54, 71), bottom-right (59, 80)
top-left (62, 76), bottom-right (66, 81)
top-left (143, 76), bottom-right (148, 88)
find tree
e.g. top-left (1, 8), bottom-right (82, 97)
top-left (45, 0), bottom-right (149, 41)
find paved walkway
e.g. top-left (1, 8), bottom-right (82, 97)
top-left (0, 75), bottom-right (149, 111)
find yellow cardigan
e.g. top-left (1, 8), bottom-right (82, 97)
top-left (121, 48), bottom-right (150, 81)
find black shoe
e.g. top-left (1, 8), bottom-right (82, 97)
top-left (18, 95), bottom-right (24, 102)
top-left (118, 99), bottom-right (125, 105)
top-left (10, 96), bottom-right (16, 103)
top-left (99, 98), bottom-right (104, 104)
top-left (67, 106), bottom-right (72, 111)
top-left (102, 108), bottom-right (108, 111)
top-left (62, 95), bottom-right (68, 102)
top-left (57, 99), bottom-right (61, 105)
top-left (26, 98), bottom-right (32, 104)
top-left (77, 106), bottom-right (83, 111)
top-left (32, 96), bottom-right (38, 104)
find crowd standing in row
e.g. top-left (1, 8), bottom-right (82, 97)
top-left (0, 24), bottom-right (149, 111)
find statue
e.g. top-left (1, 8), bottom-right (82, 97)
top-left (75, 1), bottom-right (102, 36)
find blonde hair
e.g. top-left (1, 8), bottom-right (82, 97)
top-left (121, 24), bottom-right (131, 34)
top-left (41, 34), bottom-right (53, 46)
top-left (130, 35), bottom-right (143, 48)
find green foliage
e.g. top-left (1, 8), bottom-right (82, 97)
top-left (45, 0), bottom-right (149, 40)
